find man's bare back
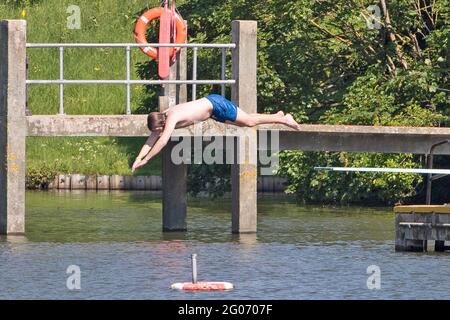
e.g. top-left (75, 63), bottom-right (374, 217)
top-left (131, 94), bottom-right (300, 172)
top-left (167, 98), bottom-right (213, 129)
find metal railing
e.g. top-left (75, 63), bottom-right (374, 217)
top-left (425, 140), bottom-right (450, 205)
top-left (26, 43), bottom-right (236, 115)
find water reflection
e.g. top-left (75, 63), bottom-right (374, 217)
top-left (1, 190), bottom-right (448, 299)
top-left (232, 233), bottom-right (258, 245)
top-left (5, 235), bottom-right (29, 244)
top-left (162, 232), bottom-right (187, 242)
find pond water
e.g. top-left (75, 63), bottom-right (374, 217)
top-left (1, 190), bottom-right (449, 299)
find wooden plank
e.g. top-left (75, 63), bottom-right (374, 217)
top-left (394, 205), bottom-right (450, 214)
top-left (48, 176), bottom-right (58, 189)
top-left (70, 174), bottom-right (86, 190)
top-left (123, 176), bottom-right (133, 190)
top-left (110, 175), bottom-right (125, 190)
top-left (58, 174), bottom-right (71, 189)
top-left (96, 175), bottom-right (109, 190)
top-left (85, 175), bottom-right (97, 189)
top-left (132, 176), bottom-right (145, 190)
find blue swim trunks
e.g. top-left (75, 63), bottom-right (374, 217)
top-left (205, 94), bottom-right (239, 123)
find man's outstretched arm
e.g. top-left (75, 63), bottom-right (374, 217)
top-left (132, 118), bottom-right (177, 171)
top-left (131, 131), bottom-right (160, 172)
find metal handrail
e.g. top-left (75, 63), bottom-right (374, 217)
top-left (426, 140), bottom-right (450, 205)
top-left (26, 43), bottom-right (235, 115)
top-left (26, 80), bottom-right (235, 85)
top-left (26, 43), bottom-right (236, 48)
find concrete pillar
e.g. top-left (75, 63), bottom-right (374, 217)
top-left (160, 41), bottom-right (188, 231)
top-left (231, 20), bottom-right (258, 233)
top-left (0, 20), bottom-right (27, 234)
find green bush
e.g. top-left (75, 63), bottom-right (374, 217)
top-left (171, 0), bottom-right (449, 203)
top-left (0, 0), bottom-right (163, 187)
top-left (3, 0), bottom-right (449, 202)
top-left (26, 165), bottom-right (57, 189)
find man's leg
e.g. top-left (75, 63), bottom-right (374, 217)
top-left (232, 109), bottom-right (300, 129)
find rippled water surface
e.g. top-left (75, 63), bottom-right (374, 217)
top-left (1, 190), bottom-right (449, 299)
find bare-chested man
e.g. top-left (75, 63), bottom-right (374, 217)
top-left (131, 94), bottom-right (300, 172)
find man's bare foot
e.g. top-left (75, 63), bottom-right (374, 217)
top-left (284, 114), bottom-right (300, 130)
top-left (276, 111), bottom-right (285, 117)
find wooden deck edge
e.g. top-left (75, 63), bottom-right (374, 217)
top-left (394, 205), bottom-right (450, 214)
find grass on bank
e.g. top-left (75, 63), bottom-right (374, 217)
top-left (0, 0), bottom-right (168, 185)
top-left (26, 137), bottom-right (162, 188)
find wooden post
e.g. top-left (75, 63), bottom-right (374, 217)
top-left (110, 175), bottom-right (125, 190)
top-left (395, 213), bottom-right (426, 252)
top-left (0, 20), bottom-right (27, 234)
top-left (231, 20), bottom-right (258, 233)
top-left (395, 238), bottom-right (427, 252)
top-left (86, 175), bottom-right (97, 189)
top-left (145, 176), bottom-right (162, 190)
top-left (96, 175), bottom-right (110, 190)
top-left (132, 176), bottom-right (145, 190)
top-left (70, 174), bottom-right (86, 190)
top-left (435, 240), bottom-right (445, 252)
top-left (48, 176), bottom-right (59, 189)
top-left (124, 175), bottom-right (133, 190)
top-left (161, 40), bottom-right (188, 231)
top-left (58, 174), bottom-right (71, 189)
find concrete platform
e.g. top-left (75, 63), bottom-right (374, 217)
top-left (26, 115), bottom-right (450, 154)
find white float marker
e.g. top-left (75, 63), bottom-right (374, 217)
top-left (192, 253), bottom-right (197, 284)
top-left (171, 254), bottom-right (233, 291)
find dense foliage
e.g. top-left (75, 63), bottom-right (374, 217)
top-left (3, 0), bottom-right (448, 202)
top-left (137, 0), bottom-right (448, 203)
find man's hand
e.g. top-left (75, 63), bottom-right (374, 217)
top-left (131, 158), bottom-right (148, 173)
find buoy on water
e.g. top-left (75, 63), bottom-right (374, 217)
top-left (171, 281), bottom-right (234, 291)
top-left (171, 254), bottom-right (234, 291)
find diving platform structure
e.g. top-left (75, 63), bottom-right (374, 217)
top-left (3, 19), bottom-right (450, 248)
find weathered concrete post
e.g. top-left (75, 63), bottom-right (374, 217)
top-left (0, 20), bottom-right (27, 234)
top-left (231, 20), bottom-right (258, 233)
top-left (160, 42), bottom-right (188, 231)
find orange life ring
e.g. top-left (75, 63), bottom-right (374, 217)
top-left (134, 7), bottom-right (187, 60)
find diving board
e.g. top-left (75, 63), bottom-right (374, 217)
top-left (314, 167), bottom-right (450, 175)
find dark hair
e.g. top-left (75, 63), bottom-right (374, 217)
top-left (147, 112), bottom-right (166, 131)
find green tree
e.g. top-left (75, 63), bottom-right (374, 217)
top-left (136, 0), bottom-right (449, 203)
